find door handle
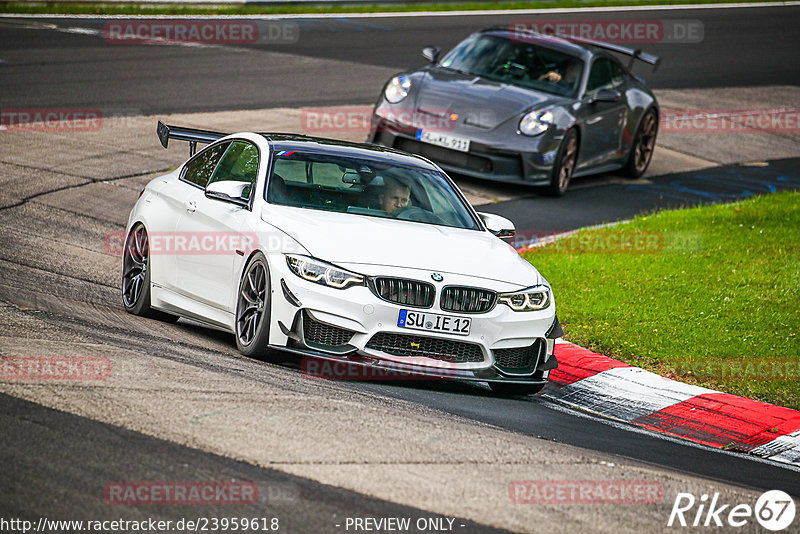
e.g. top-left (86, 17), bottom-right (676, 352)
top-left (184, 201), bottom-right (196, 213)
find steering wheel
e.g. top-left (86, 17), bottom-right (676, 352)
top-left (491, 61), bottom-right (528, 79)
top-left (394, 206), bottom-right (444, 224)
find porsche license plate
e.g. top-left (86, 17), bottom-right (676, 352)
top-left (416, 130), bottom-right (470, 153)
top-left (397, 309), bottom-right (471, 336)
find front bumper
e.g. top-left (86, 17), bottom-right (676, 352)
top-left (368, 110), bottom-right (562, 186)
top-left (275, 345), bottom-right (556, 385)
top-left (267, 256), bottom-right (559, 382)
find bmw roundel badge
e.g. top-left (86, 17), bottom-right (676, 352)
top-left (431, 273), bottom-right (443, 282)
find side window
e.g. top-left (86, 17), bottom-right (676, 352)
top-left (272, 158), bottom-right (307, 185)
top-left (208, 141), bottom-right (259, 199)
top-left (586, 57), bottom-right (614, 94)
top-left (610, 61), bottom-right (626, 87)
top-left (273, 158), bottom-right (350, 188)
top-left (182, 142), bottom-right (230, 188)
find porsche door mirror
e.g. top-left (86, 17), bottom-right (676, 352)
top-left (478, 212), bottom-right (516, 239)
top-left (589, 88), bottom-right (622, 104)
top-left (422, 46), bottom-right (440, 64)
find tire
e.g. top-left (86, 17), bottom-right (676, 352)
top-left (121, 223), bottom-right (179, 323)
top-left (488, 382), bottom-right (546, 396)
top-left (622, 109), bottom-right (658, 179)
top-left (235, 252), bottom-right (273, 359)
top-left (541, 129), bottom-right (578, 197)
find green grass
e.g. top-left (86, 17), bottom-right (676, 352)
top-left (0, 0), bottom-right (780, 16)
top-left (524, 191), bottom-right (800, 410)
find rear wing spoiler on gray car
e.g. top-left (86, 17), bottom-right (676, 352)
top-left (566, 36), bottom-right (661, 72)
top-left (157, 120), bottom-right (228, 156)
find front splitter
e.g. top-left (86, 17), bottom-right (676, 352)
top-left (270, 345), bottom-right (551, 385)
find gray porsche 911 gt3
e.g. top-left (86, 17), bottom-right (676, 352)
top-left (368, 27), bottom-right (661, 196)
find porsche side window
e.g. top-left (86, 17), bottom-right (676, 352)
top-left (182, 142), bottom-right (230, 188)
top-left (610, 61), bottom-right (626, 87)
top-left (586, 57), bottom-right (615, 94)
top-left (208, 141), bottom-right (259, 200)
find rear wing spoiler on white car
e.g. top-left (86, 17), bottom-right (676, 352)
top-left (157, 120), bottom-right (228, 156)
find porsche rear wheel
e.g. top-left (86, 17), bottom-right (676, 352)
top-left (623, 109), bottom-right (658, 178)
top-left (121, 223), bottom-right (179, 322)
top-left (235, 252), bottom-right (273, 358)
top-left (542, 129), bottom-right (578, 197)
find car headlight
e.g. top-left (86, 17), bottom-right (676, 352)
top-left (519, 110), bottom-right (554, 136)
top-left (498, 286), bottom-right (551, 311)
top-left (286, 255), bottom-right (364, 289)
top-left (384, 75), bottom-right (411, 104)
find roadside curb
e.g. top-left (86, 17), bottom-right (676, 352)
top-left (543, 340), bottom-right (800, 467)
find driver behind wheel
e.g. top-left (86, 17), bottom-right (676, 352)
top-left (378, 177), bottom-right (411, 215)
top-left (537, 59), bottom-right (581, 90)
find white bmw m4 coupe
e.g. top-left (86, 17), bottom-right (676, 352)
top-left (121, 121), bottom-right (562, 395)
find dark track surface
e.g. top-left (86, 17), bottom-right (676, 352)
top-left (342, 379), bottom-right (800, 497)
top-left (1, 6), bottom-right (799, 113)
top-left (0, 393), bottom-right (511, 532)
top-left (482, 157), bottom-right (800, 234)
top-left (1, 8), bottom-right (799, 531)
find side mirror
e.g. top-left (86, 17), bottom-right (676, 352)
top-left (205, 180), bottom-right (251, 207)
top-left (588, 88), bottom-right (622, 104)
top-left (478, 212), bottom-right (516, 239)
top-left (422, 46), bottom-right (440, 64)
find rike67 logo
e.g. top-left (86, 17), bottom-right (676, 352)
top-left (668, 490), bottom-right (796, 531)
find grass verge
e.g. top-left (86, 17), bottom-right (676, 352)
top-left (0, 0), bottom-right (783, 16)
top-left (523, 191), bottom-right (799, 410)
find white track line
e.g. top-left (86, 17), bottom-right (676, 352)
top-left (1, 2), bottom-right (799, 19)
top-left (539, 396), bottom-right (800, 473)
top-left (549, 366), bottom-right (719, 422)
top-left (751, 431), bottom-right (800, 463)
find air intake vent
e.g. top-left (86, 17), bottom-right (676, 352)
top-left (302, 310), bottom-right (355, 347)
top-left (493, 339), bottom-right (545, 374)
top-left (366, 332), bottom-right (484, 363)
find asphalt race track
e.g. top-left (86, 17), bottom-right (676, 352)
top-left (480, 157), bottom-right (800, 234)
top-left (1, 6), bottom-right (799, 533)
top-left (1, 6), bottom-right (800, 112)
top-left (0, 394), bottom-right (511, 532)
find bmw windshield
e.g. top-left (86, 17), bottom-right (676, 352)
top-left (440, 34), bottom-right (584, 98)
top-left (266, 151), bottom-right (481, 231)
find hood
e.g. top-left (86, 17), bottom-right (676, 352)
top-left (261, 205), bottom-right (541, 287)
top-left (412, 67), bottom-right (562, 130)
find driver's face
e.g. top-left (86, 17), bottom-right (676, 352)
top-left (380, 185), bottom-right (410, 214)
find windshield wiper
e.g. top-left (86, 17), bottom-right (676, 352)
top-left (440, 65), bottom-right (477, 77)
